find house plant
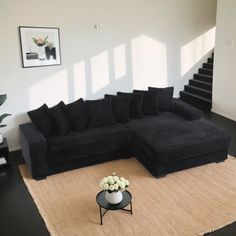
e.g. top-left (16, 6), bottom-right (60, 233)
top-left (99, 172), bottom-right (129, 204)
top-left (0, 94), bottom-right (11, 143)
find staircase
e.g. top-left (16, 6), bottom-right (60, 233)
top-left (180, 52), bottom-right (214, 111)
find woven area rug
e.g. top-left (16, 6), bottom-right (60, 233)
top-left (19, 157), bottom-right (236, 236)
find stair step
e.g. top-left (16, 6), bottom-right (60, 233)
top-left (199, 68), bottom-right (213, 76)
top-left (180, 91), bottom-right (212, 111)
top-left (184, 85), bottom-right (212, 99)
top-left (203, 63), bottom-right (213, 70)
top-left (208, 57), bottom-right (214, 63)
top-left (194, 73), bottom-right (212, 83)
top-left (189, 79), bottom-right (212, 91)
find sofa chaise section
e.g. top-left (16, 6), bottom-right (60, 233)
top-left (134, 120), bottom-right (231, 177)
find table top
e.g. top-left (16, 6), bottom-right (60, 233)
top-left (96, 190), bottom-right (132, 210)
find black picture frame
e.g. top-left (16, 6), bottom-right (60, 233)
top-left (19, 26), bottom-right (62, 68)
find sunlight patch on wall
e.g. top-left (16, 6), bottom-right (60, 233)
top-left (131, 35), bottom-right (167, 89)
top-left (74, 61), bottom-right (87, 99)
top-left (91, 51), bottom-right (109, 93)
top-left (181, 27), bottom-right (216, 76)
top-left (114, 44), bottom-right (126, 80)
top-left (29, 70), bottom-right (68, 109)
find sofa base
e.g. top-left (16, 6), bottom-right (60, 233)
top-left (47, 147), bottom-right (133, 177)
top-left (135, 148), bottom-right (228, 178)
top-left (35, 176), bottom-right (47, 181)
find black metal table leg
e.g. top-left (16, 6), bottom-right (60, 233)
top-left (130, 201), bottom-right (133, 215)
top-left (99, 206), bottom-right (109, 225)
top-left (99, 206), bottom-right (103, 225)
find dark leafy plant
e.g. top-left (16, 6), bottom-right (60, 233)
top-left (0, 94), bottom-right (11, 128)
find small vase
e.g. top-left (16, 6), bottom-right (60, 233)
top-left (38, 46), bottom-right (46, 60)
top-left (105, 191), bottom-right (123, 204)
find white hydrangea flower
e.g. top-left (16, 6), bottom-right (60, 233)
top-left (113, 176), bottom-right (119, 182)
top-left (120, 177), bottom-right (125, 182)
top-left (104, 183), bottom-right (109, 190)
top-left (114, 184), bottom-right (119, 190)
top-left (119, 181), bottom-right (125, 189)
top-left (109, 185), bottom-right (115, 191)
top-left (108, 178), bottom-right (114, 185)
top-left (102, 177), bottom-right (108, 183)
top-left (100, 173), bottom-right (129, 191)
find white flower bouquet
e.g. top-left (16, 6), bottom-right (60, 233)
top-left (99, 172), bottom-right (129, 193)
top-left (32, 36), bottom-right (49, 47)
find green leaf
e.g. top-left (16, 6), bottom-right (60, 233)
top-left (0, 113), bottom-right (11, 124)
top-left (0, 94), bottom-right (7, 106)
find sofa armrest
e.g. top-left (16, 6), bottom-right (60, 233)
top-left (172, 99), bottom-right (202, 121)
top-left (19, 122), bottom-right (48, 179)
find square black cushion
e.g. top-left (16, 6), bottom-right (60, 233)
top-left (28, 104), bottom-right (54, 137)
top-left (85, 99), bottom-right (115, 128)
top-left (133, 90), bottom-right (159, 116)
top-left (48, 102), bottom-right (71, 136)
top-left (117, 92), bottom-right (143, 118)
top-left (63, 98), bottom-right (88, 132)
top-left (105, 94), bottom-right (131, 123)
top-left (148, 86), bottom-right (174, 111)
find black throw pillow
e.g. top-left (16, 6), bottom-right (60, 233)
top-left (133, 90), bottom-right (159, 116)
top-left (148, 86), bottom-right (174, 111)
top-left (48, 102), bottom-right (71, 136)
top-left (85, 99), bottom-right (115, 128)
top-left (104, 94), bottom-right (131, 123)
top-left (28, 104), bottom-right (54, 137)
top-left (63, 98), bottom-right (88, 132)
top-left (117, 92), bottom-right (143, 118)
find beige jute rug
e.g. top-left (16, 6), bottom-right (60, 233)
top-left (19, 157), bottom-right (236, 236)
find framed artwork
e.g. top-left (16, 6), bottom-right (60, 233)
top-left (19, 26), bottom-right (62, 68)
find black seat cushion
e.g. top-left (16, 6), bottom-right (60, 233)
top-left (47, 124), bottom-right (133, 164)
top-left (134, 120), bottom-right (231, 164)
top-left (148, 87), bottom-right (174, 111)
top-left (27, 104), bottom-right (53, 137)
top-left (117, 92), bottom-right (143, 118)
top-left (133, 90), bottom-right (159, 116)
top-left (105, 94), bottom-right (131, 123)
top-left (48, 102), bottom-right (71, 136)
top-left (85, 99), bottom-right (115, 128)
top-left (63, 98), bottom-right (88, 132)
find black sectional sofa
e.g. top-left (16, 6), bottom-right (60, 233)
top-left (20, 87), bottom-right (231, 180)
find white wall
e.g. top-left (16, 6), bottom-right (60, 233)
top-left (212, 0), bottom-right (236, 121)
top-left (0, 0), bottom-right (216, 151)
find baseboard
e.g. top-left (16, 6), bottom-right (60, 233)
top-left (211, 108), bottom-right (236, 122)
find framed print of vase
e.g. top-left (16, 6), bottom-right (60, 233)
top-left (19, 26), bottom-right (62, 68)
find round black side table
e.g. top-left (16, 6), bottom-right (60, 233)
top-left (96, 190), bottom-right (133, 225)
